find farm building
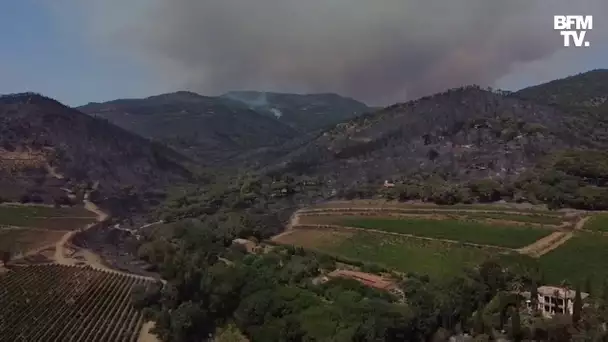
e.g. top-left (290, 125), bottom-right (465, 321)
top-left (328, 270), bottom-right (395, 290)
top-left (520, 286), bottom-right (589, 317)
top-left (383, 180), bottom-right (395, 188)
top-left (231, 238), bottom-right (262, 253)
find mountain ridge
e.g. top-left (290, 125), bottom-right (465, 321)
top-left (0, 92), bottom-right (192, 210)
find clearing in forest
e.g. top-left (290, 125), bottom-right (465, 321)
top-left (273, 228), bottom-right (504, 279)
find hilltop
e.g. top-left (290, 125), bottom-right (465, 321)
top-left (272, 85), bottom-right (593, 187)
top-left (79, 91), bottom-right (298, 164)
top-left (80, 91), bottom-right (368, 165)
top-left (221, 91), bottom-right (369, 132)
top-left (515, 69), bottom-right (608, 109)
top-left (0, 93), bottom-right (192, 210)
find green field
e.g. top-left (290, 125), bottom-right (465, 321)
top-left (539, 232), bottom-right (608, 292)
top-left (583, 214), bottom-right (608, 232)
top-left (338, 218), bottom-right (551, 249)
top-left (0, 205), bottom-right (96, 230)
top-left (313, 231), bottom-right (499, 279)
top-left (458, 212), bottom-right (564, 225)
top-left (313, 202), bottom-right (561, 215)
top-left (355, 210), bottom-right (564, 225)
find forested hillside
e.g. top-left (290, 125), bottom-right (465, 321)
top-left (221, 91), bottom-right (369, 132)
top-left (515, 69), bottom-right (608, 109)
top-left (155, 72), bottom-right (608, 232)
top-left (79, 91), bottom-right (298, 164)
top-left (0, 93), bottom-right (192, 213)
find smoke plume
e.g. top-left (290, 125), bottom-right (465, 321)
top-left (70, 0), bottom-right (607, 104)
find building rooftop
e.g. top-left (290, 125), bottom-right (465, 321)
top-left (538, 286), bottom-right (589, 299)
top-left (328, 269), bottom-right (396, 290)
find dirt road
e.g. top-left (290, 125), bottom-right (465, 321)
top-left (518, 215), bottom-right (590, 257)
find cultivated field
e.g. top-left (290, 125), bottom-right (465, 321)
top-left (273, 200), bottom-right (588, 279)
top-left (309, 200), bottom-right (563, 215)
top-left (539, 232), bottom-right (608, 292)
top-left (0, 204), bottom-right (98, 258)
top-left (0, 227), bottom-right (65, 256)
top-left (0, 205), bottom-right (96, 230)
top-left (304, 217), bottom-right (552, 249)
top-left (0, 264), bottom-right (152, 342)
top-left (273, 228), bottom-right (502, 279)
top-left (583, 214), bottom-right (608, 232)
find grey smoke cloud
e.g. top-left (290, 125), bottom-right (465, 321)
top-left (68, 0), bottom-right (607, 104)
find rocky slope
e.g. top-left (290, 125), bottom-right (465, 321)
top-left (270, 85), bottom-right (598, 188)
top-left (0, 93), bottom-right (192, 206)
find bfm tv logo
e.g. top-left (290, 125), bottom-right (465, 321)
top-left (554, 15), bottom-right (593, 47)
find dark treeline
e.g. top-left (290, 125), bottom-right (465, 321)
top-left (339, 149), bottom-right (608, 211)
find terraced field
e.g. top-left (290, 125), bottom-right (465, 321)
top-left (0, 264), bottom-right (152, 342)
top-left (0, 205), bottom-right (96, 230)
top-left (0, 205), bottom-right (98, 259)
top-left (273, 229), bottom-right (503, 279)
top-left (273, 201), bottom-right (586, 279)
top-left (0, 227), bottom-right (65, 256)
top-left (310, 200), bottom-right (563, 215)
top-left (333, 217), bottom-right (551, 248)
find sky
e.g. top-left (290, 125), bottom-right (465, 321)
top-left (0, 1), bottom-right (607, 107)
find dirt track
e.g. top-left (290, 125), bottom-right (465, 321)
top-left (517, 215), bottom-right (591, 257)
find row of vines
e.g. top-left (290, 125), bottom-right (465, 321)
top-left (0, 265), bottom-right (151, 342)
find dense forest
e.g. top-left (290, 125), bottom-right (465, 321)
top-left (133, 219), bottom-right (608, 342)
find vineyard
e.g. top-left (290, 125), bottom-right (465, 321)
top-left (273, 228), bottom-right (502, 279)
top-left (539, 232), bottom-right (608, 293)
top-left (272, 201), bottom-right (589, 279)
top-left (0, 264), bottom-right (153, 342)
top-left (325, 217), bottom-right (552, 248)
top-left (0, 205), bottom-right (96, 230)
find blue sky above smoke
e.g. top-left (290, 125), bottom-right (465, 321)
top-left (0, 1), bottom-right (160, 106)
top-left (0, 1), bottom-right (606, 106)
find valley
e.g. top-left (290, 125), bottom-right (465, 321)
top-left (2, 69), bottom-right (608, 341)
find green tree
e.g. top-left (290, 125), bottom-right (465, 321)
top-left (573, 285), bottom-right (582, 325)
top-left (473, 309), bottom-right (486, 336)
top-left (0, 250), bottom-right (10, 266)
top-left (585, 276), bottom-right (593, 296)
top-left (509, 308), bottom-right (523, 342)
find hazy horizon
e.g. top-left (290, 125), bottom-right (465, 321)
top-left (1, 1), bottom-right (607, 107)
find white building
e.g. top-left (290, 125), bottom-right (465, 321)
top-left (383, 180), bottom-right (395, 188)
top-left (522, 286), bottom-right (589, 317)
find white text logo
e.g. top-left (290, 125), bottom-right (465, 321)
top-left (554, 15), bottom-right (592, 47)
